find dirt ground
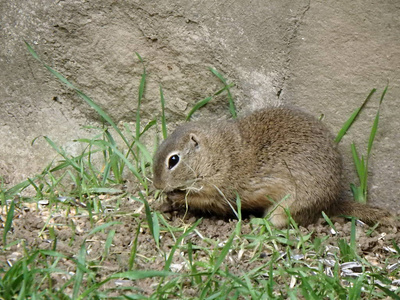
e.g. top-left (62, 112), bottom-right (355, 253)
top-left (1, 192), bottom-right (400, 298)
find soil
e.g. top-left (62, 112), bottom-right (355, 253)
top-left (1, 192), bottom-right (400, 298)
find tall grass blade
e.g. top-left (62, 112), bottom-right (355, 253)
top-left (348, 274), bottom-right (364, 300)
top-left (392, 240), bottom-right (400, 254)
top-left (164, 219), bottom-right (202, 271)
top-left (298, 273), bottom-right (319, 300)
top-left (200, 229), bottom-right (236, 299)
top-left (159, 85), bottom-right (168, 139)
top-left (152, 212), bottom-right (160, 248)
top-left (44, 136), bottom-right (93, 182)
top-left (75, 90), bottom-right (130, 148)
top-left (140, 119), bottom-right (157, 137)
top-left (186, 96), bottom-right (213, 120)
top-left (321, 211), bottom-right (336, 232)
top-left (128, 222), bottom-right (141, 270)
top-left (3, 200), bottom-right (15, 247)
top-left (77, 270), bottom-right (173, 300)
top-left (350, 143), bottom-right (367, 203)
top-left (25, 42), bottom-right (132, 154)
top-left (73, 242), bottom-right (87, 299)
top-left (367, 110), bottom-right (380, 158)
top-left (24, 41), bottom-right (40, 60)
top-left (335, 88), bottom-right (376, 143)
top-left (87, 221), bottom-right (122, 236)
top-left (367, 85), bottom-right (387, 157)
top-left (350, 144), bottom-right (363, 181)
top-left (375, 284), bottom-right (400, 300)
top-left (18, 253), bottom-right (28, 300)
top-left (209, 68), bottom-right (237, 118)
top-left (110, 270), bottom-right (174, 280)
top-left (350, 218), bottom-right (356, 251)
top-left (135, 52), bottom-right (146, 142)
top-left (103, 229), bottom-right (115, 259)
top-left (104, 142), bottom-right (145, 185)
top-left (4, 179), bottom-right (34, 200)
top-left (140, 193), bottom-right (155, 240)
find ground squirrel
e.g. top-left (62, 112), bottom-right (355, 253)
top-left (153, 107), bottom-right (394, 227)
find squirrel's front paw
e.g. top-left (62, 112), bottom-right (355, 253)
top-left (157, 191), bottom-right (187, 213)
top-left (167, 190), bottom-right (186, 202)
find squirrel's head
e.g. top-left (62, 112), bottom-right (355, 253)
top-left (153, 123), bottom-right (216, 193)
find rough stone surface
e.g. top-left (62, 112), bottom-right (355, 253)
top-left (1, 0), bottom-right (399, 211)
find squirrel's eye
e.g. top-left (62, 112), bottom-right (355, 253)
top-left (168, 154), bottom-right (180, 170)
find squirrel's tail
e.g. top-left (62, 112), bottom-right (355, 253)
top-left (330, 201), bottom-right (396, 226)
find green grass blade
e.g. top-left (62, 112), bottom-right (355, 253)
top-left (105, 142), bottom-right (145, 185)
top-left (367, 112), bottom-right (379, 158)
top-left (140, 119), bottom-right (157, 137)
top-left (321, 211), bottom-right (336, 232)
top-left (164, 219), bottom-right (202, 271)
top-left (186, 96), bottom-right (213, 120)
top-left (103, 229), bottom-right (115, 258)
top-left (159, 85), bottom-right (168, 139)
top-left (87, 221), bottom-right (122, 236)
top-left (39, 250), bottom-right (68, 259)
top-left (367, 85), bottom-right (387, 157)
top-left (77, 270), bottom-right (173, 300)
top-left (200, 230), bottom-right (236, 298)
top-left (110, 270), bottom-right (174, 280)
top-left (73, 242), bottom-right (87, 299)
top-left (43, 136), bottom-right (84, 173)
top-left (132, 138), bottom-right (153, 166)
top-left (350, 143), bottom-right (368, 203)
top-left (152, 212), bottom-right (160, 248)
top-left (135, 52), bottom-right (146, 141)
top-left (25, 42), bottom-right (74, 88)
top-left (128, 222), bottom-right (141, 270)
top-left (4, 179), bottom-right (34, 199)
top-left (392, 240), bottom-right (400, 254)
top-left (140, 192), bottom-right (155, 243)
top-left (3, 200), bottom-right (15, 247)
top-left (348, 274), bottom-right (364, 300)
top-left (209, 67), bottom-right (226, 83)
top-left (213, 83), bottom-right (235, 96)
top-left (27, 178), bottom-right (42, 197)
top-left (124, 120), bottom-right (155, 166)
top-left (25, 43), bottom-right (132, 153)
top-left (24, 41), bottom-right (40, 60)
top-left (209, 67), bottom-right (236, 118)
top-left (86, 187), bottom-right (123, 194)
top-left (375, 283), bottom-right (400, 300)
top-left (242, 273), bottom-right (257, 299)
top-left (350, 183), bottom-right (362, 203)
top-left (299, 274), bottom-right (319, 300)
top-left (102, 130), bottom-right (152, 167)
top-left (350, 143), bottom-right (363, 181)
top-left (18, 255), bottom-right (28, 300)
top-left (350, 218), bottom-right (356, 251)
top-left (44, 65), bottom-right (75, 89)
top-left (335, 88), bottom-right (376, 143)
top-left (379, 84), bottom-right (388, 105)
top-left (75, 90), bottom-right (130, 148)
top-left (109, 152), bottom-right (122, 183)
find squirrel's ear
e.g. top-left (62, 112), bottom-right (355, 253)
top-left (189, 133), bottom-right (200, 149)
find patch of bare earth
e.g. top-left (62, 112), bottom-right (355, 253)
top-left (1, 195), bottom-right (400, 297)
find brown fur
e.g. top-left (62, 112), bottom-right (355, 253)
top-left (153, 107), bottom-right (395, 227)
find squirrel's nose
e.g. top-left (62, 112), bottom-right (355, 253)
top-left (153, 179), bottom-right (162, 190)
top-left (152, 169), bottom-right (164, 190)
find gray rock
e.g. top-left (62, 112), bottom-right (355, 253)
top-left (1, 1), bottom-right (399, 212)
